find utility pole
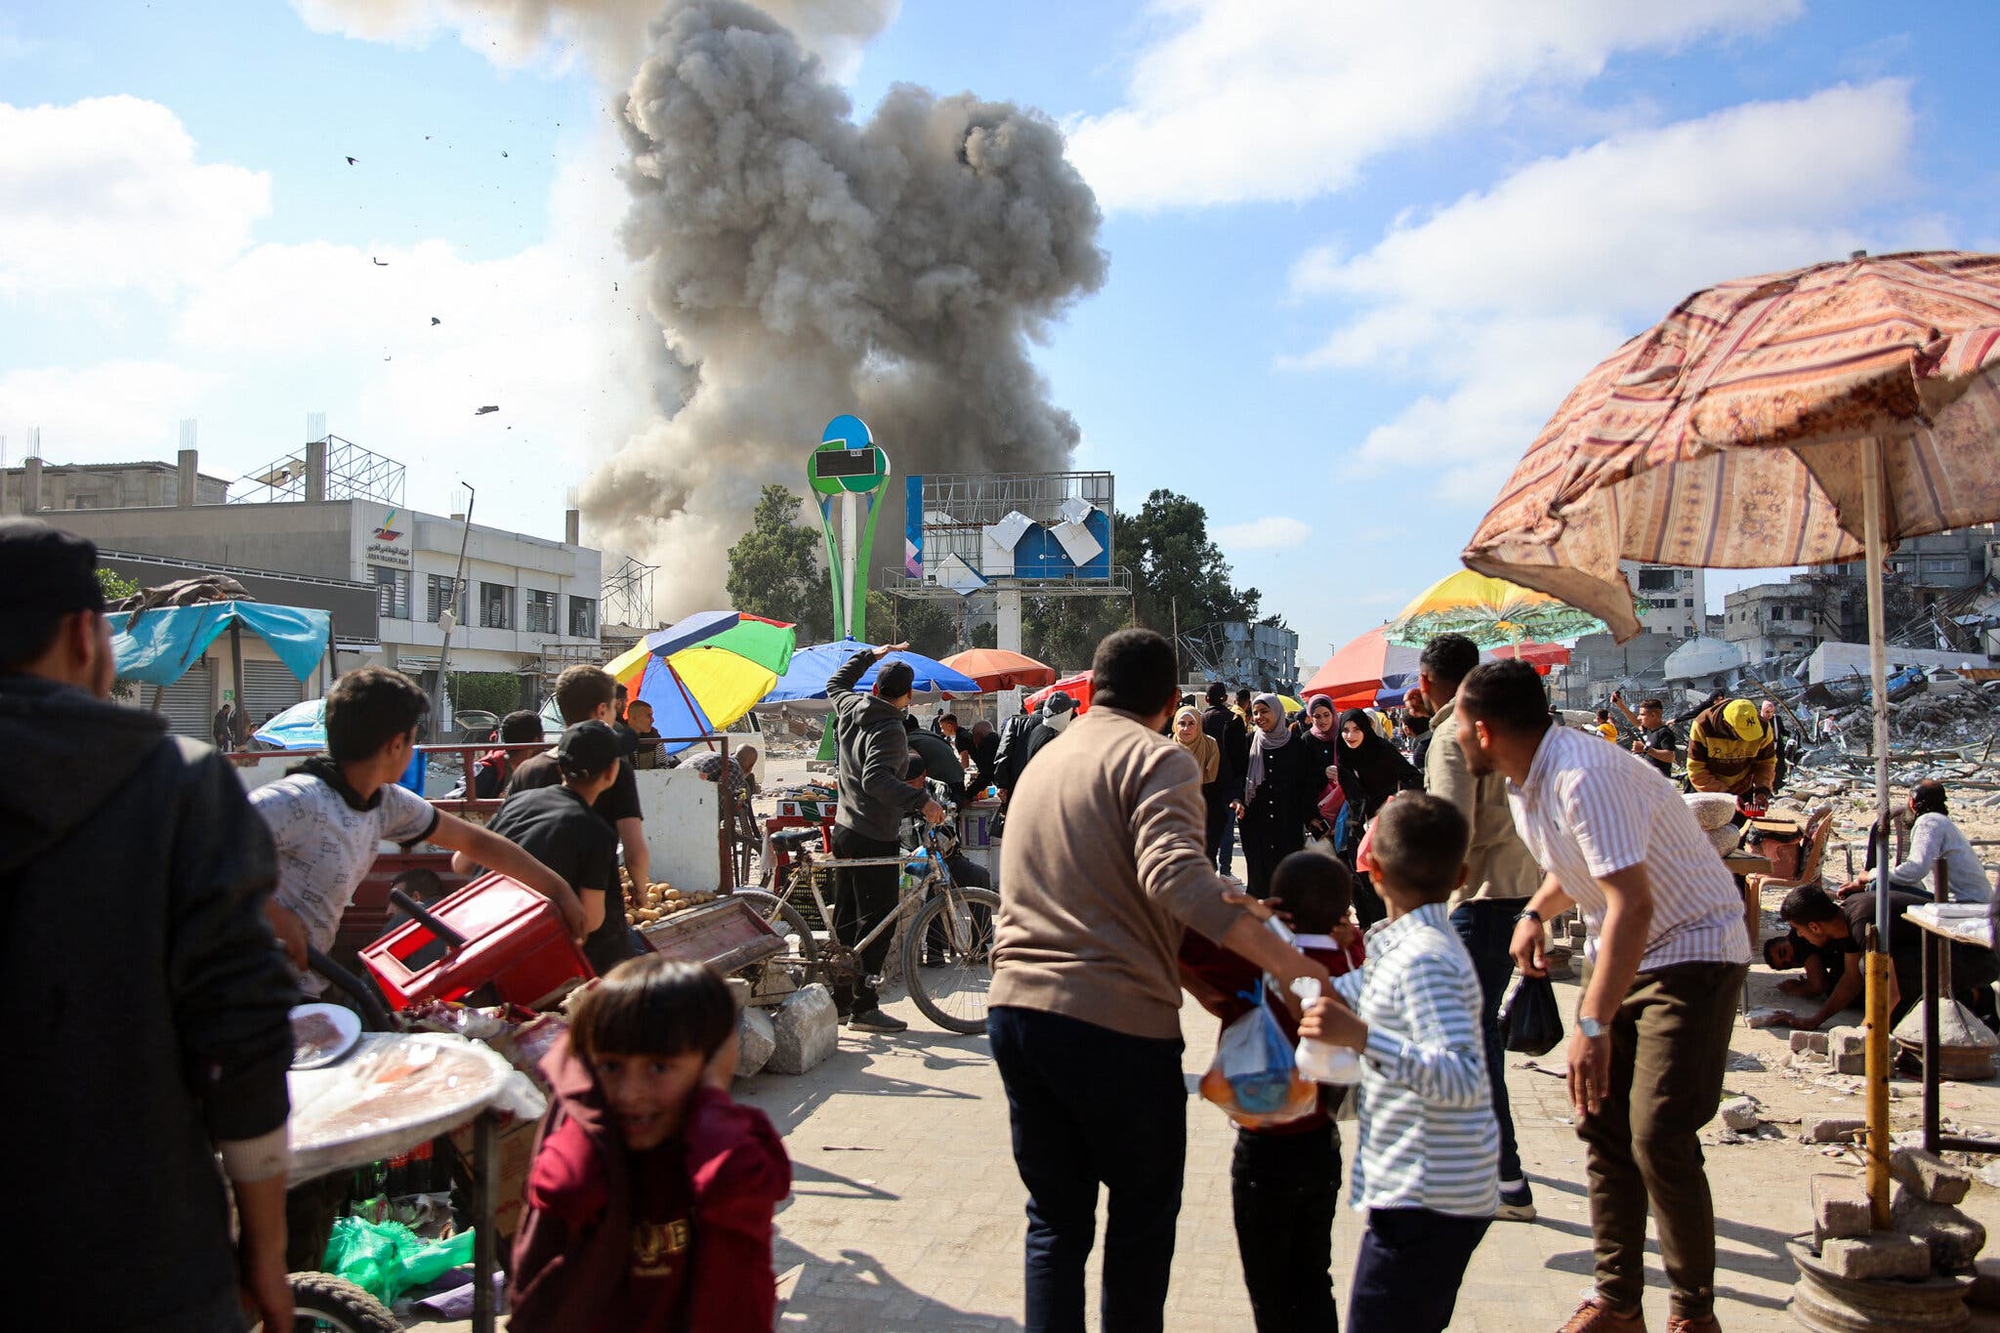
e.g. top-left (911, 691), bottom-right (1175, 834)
top-left (430, 483), bottom-right (476, 734)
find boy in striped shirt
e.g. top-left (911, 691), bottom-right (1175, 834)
top-left (1301, 794), bottom-right (1497, 1333)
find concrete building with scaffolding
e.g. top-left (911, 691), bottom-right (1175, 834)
top-left (10, 427), bottom-right (604, 734)
top-left (1180, 620), bottom-right (1300, 695)
top-left (1618, 560), bottom-right (1706, 640)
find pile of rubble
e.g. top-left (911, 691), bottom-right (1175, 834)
top-left (1824, 687), bottom-right (2000, 752)
top-left (1802, 1149), bottom-right (1988, 1288)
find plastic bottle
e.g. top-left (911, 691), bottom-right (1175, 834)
top-left (1289, 976), bottom-right (1361, 1085)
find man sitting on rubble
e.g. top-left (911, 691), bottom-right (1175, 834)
top-left (1686, 697), bottom-right (1776, 811)
top-left (1837, 779), bottom-right (1992, 905)
top-left (1767, 883), bottom-right (1997, 1030)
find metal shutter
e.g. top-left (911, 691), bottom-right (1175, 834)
top-left (242, 660), bottom-right (306, 728)
top-left (159, 662), bottom-right (213, 738)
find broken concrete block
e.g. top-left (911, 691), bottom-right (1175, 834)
top-left (1721, 1097), bottom-right (1761, 1132)
top-left (765, 983), bottom-right (837, 1075)
top-left (1970, 1256), bottom-right (2000, 1310)
top-left (1894, 1194), bottom-right (1989, 1274)
top-left (1812, 1174), bottom-right (1872, 1245)
top-left (736, 1004), bottom-right (775, 1079)
top-left (1829, 1025), bottom-right (1868, 1075)
top-left (1891, 1146), bottom-right (1974, 1206)
top-left (1791, 1030), bottom-right (1830, 1055)
top-left (1805, 1115), bottom-right (1867, 1144)
top-left (1819, 1233), bottom-right (1932, 1281)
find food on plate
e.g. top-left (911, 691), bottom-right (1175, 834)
top-left (292, 1011), bottom-right (345, 1066)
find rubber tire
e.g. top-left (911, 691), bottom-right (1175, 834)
top-left (730, 888), bottom-right (820, 997)
top-left (287, 1271), bottom-right (402, 1332)
top-left (901, 886), bottom-right (1000, 1035)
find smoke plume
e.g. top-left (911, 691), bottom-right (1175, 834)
top-left (576, 0), bottom-right (1107, 615)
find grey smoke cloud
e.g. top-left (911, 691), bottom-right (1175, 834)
top-left (576, 0), bottom-right (1106, 613)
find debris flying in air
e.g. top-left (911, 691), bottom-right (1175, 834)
top-left (431, 317), bottom-right (441, 326)
top-left (345, 156), bottom-right (357, 165)
top-left (371, 258), bottom-right (388, 267)
top-left (475, 405), bottom-right (499, 415)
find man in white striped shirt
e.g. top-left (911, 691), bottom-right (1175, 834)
top-left (1455, 661), bottom-right (1748, 1333)
top-left (1301, 793), bottom-right (1496, 1333)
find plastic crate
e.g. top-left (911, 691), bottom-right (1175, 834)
top-left (361, 873), bottom-right (592, 1010)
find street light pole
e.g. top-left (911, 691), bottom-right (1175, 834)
top-left (430, 483), bottom-right (476, 734)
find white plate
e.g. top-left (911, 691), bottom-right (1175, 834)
top-left (289, 1002), bottom-right (362, 1070)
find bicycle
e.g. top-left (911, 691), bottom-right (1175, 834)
top-left (730, 820), bottom-right (998, 1035)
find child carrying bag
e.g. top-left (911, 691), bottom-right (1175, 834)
top-left (1197, 980), bottom-right (1319, 1130)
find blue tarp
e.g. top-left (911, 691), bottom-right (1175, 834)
top-left (108, 601), bottom-right (331, 687)
top-left (762, 638), bottom-right (980, 703)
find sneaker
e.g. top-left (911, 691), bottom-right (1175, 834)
top-left (922, 953), bottom-right (947, 969)
top-left (1559, 1297), bottom-right (1646, 1332)
top-left (1665, 1317), bottom-right (1719, 1333)
top-left (847, 1009), bottom-right (908, 1034)
top-left (1497, 1180), bottom-right (1537, 1222)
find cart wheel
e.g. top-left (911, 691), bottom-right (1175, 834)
top-left (287, 1271), bottom-right (403, 1332)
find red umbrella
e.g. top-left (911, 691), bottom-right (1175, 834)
top-left (1487, 641), bottom-right (1570, 669)
top-left (1300, 628), bottom-right (1421, 705)
top-left (940, 648), bottom-right (1058, 693)
top-left (1024, 670), bottom-right (1094, 715)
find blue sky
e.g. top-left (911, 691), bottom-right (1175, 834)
top-left (4, 1), bottom-right (1997, 670)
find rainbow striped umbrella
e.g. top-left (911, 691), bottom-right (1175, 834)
top-left (604, 612), bottom-right (797, 750)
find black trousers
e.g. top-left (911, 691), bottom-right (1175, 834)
top-left (831, 824), bottom-right (901, 1011)
top-left (1347, 1207), bottom-right (1489, 1333)
top-left (1204, 792), bottom-right (1234, 870)
top-left (1232, 1124), bottom-right (1341, 1333)
top-left (988, 1005), bottom-right (1186, 1333)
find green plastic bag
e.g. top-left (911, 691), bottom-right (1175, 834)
top-left (323, 1215), bottom-right (476, 1305)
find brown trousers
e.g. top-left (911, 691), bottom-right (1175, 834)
top-left (1577, 959), bottom-right (1747, 1319)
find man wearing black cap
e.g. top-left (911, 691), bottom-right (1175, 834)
top-left (474, 720), bottom-right (634, 975)
top-left (0, 518), bottom-right (300, 1331)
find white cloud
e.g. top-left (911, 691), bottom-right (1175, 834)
top-left (290, 0), bottom-right (900, 81)
top-left (1288, 81), bottom-right (1947, 504)
top-left (0, 97), bottom-right (269, 300)
top-left (1215, 515), bottom-right (1311, 551)
top-left (1067, 0), bottom-right (1801, 210)
top-left (0, 360), bottom-right (226, 456)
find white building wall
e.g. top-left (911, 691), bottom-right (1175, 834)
top-left (1619, 561), bottom-right (1705, 639)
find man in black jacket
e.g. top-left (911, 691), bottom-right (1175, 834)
top-left (829, 642), bottom-right (944, 1032)
top-left (0, 520), bottom-right (298, 1331)
top-left (1201, 682), bottom-right (1249, 874)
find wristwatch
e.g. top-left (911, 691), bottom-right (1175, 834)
top-left (1514, 908), bottom-right (1543, 926)
top-left (1578, 1016), bottom-right (1606, 1040)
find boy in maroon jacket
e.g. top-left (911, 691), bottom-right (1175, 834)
top-left (1181, 851), bottom-right (1365, 1333)
top-left (511, 957), bottom-right (791, 1332)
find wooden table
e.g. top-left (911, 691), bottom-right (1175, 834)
top-left (1904, 902), bottom-right (2000, 1157)
top-left (1723, 849), bottom-right (1773, 953)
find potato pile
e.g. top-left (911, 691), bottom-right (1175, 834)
top-left (625, 874), bottom-right (719, 924)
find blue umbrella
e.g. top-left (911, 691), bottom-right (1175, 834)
top-left (762, 638), bottom-right (980, 704)
top-left (254, 698), bottom-right (326, 750)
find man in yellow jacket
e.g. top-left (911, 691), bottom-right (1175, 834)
top-left (1687, 698), bottom-right (1776, 803)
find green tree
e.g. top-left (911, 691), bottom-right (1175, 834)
top-left (726, 485), bottom-right (832, 642)
top-left (96, 567), bottom-right (139, 605)
top-left (447, 671), bottom-right (521, 717)
top-left (1122, 489), bottom-right (1260, 632)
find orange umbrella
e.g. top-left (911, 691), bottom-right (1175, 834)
top-left (940, 648), bottom-right (1057, 692)
top-left (1462, 250), bottom-right (2000, 1225)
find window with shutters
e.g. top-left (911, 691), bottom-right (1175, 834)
top-left (525, 589), bottom-right (556, 634)
top-left (569, 595), bottom-right (597, 638)
top-left (480, 582), bottom-right (512, 630)
top-left (372, 566), bottom-right (410, 619)
top-left (426, 574), bottom-right (465, 624)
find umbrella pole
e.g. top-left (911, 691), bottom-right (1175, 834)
top-left (1861, 438), bottom-right (1894, 1229)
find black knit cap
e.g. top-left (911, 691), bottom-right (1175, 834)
top-left (557, 719), bottom-right (622, 776)
top-left (0, 518), bottom-right (104, 616)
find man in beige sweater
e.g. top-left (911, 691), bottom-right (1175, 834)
top-left (1420, 631), bottom-right (1542, 1223)
top-left (990, 628), bottom-right (1329, 1333)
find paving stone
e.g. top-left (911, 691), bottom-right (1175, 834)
top-left (1894, 1193), bottom-right (1989, 1274)
top-left (1812, 1173), bottom-right (1872, 1244)
top-left (1791, 1029), bottom-right (1830, 1054)
top-left (766, 983), bottom-right (837, 1075)
top-left (1829, 1024), bottom-right (1868, 1075)
top-left (737, 1003), bottom-right (776, 1078)
top-left (1819, 1233), bottom-right (1932, 1280)
top-left (1891, 1146), bottom-right (1974, 1205)
top-left (1805, 1114), bottom-right (1868, 1143)
top-left (1721, 1096), bottom-right (1762, 1131)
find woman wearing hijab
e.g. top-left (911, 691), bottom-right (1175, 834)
top-left (1231, 693), bottom-right (1328, 898)
top-left (1171, 705), bottom-right (1232, 864)
top-left (1335, 706), bottom-right (1422, 925)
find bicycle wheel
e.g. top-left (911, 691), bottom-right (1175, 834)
top-left (901, 885), bottom-right (999, 1034)
top-left (730, 888), bottom-right (821, 1001)
top-left (287, 1271), bottom-right (401, 1332)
